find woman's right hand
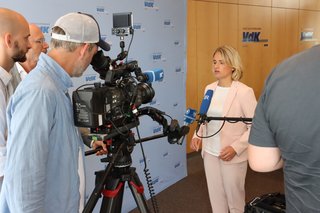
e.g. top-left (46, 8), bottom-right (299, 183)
top-left (190, 138), bottom-right (202, 152)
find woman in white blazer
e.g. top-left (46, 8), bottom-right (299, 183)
top-left (191, 45), bottom-right (257, 213)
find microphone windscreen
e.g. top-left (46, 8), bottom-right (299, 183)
top-left (199, 89), bottom-right (214, 115)
top-left (184, 108), bottom-right (197, 125)
top-left (144, 69), bottom-right (164, 83)
top-left (180, 126), bottom-right (190, 136)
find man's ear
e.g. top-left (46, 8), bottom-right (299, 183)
top-left (79, 43), bottom-right (89, 57)
top-left (4, 33), bottom-right (12, 48)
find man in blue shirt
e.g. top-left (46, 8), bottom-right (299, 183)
top-left (0, 12), bottom-right (109, 212)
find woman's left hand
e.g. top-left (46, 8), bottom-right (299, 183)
top-left (219, 146), bottom-right (236, 161)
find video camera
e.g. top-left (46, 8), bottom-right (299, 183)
top-left (72, 55), bottom-right (155, 128)
top-left (74, 13), bottom-right (190, 212)
top-left (72, 12), bottom-right (187, 144)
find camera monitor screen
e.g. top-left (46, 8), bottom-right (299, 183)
top-left (113, 12), bottom-right (133, 28)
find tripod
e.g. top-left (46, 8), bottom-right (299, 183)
top-left (83, 108), bottom-right (189, 212)
top-left (83, 132), bottom-right (152, 213)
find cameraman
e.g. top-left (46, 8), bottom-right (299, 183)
top-left (0, 12), bottom-right (108, 212)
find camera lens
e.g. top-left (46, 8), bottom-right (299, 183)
top-left (137, 83), bottom-right (155, 104)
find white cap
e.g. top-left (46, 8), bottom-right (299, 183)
top-left (51, 12), bottom-right (110, 51)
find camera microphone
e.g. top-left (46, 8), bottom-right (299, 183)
top-left (167, 119), bottom-right (190, 145)
top-left (143, 68), bottom-right (164, 83)
top-left (170, 108), bottom-right (197, 145)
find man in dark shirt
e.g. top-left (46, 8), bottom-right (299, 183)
top-left (249, 45), bottom-right (320, 212)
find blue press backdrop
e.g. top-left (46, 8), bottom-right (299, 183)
top-left (0, 0), bottom-right (187, 212)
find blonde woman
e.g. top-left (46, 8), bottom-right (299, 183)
top-left (191, 45), bottom-right (257, 213)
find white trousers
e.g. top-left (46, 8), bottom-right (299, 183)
top-left (203, 151), bottom-right (247, 213)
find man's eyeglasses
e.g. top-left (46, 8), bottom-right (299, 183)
top-left (33, 38), bottom-right (46, 45)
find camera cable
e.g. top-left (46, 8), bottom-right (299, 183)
top-left (133, 116), bottom-right (159, 213)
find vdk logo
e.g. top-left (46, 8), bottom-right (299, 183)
top-left (96, 7), bottom-right (105, 13)
top-left (243, 32), bottom-right (260, 42)
top-left (133, 23), bottom-right (142, 30)
top-left (85, 75), bottom-right (96, 82)
top-left (242, 31), bottom-right (268, 43)
top-left (37, 23), bottom-right (50, 34)
top-left (144, 0), bottom-right (154, 8)
top-left (152, 53), bottom-right (162, 61)
top-left (153, 125), bottom-right (162, 133)
top-left (164, 19), bottom-right (171, 26)
top-left (151, 177), bottom-right (159, 185)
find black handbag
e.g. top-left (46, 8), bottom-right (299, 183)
top-left (245, 192), bottom-right (286, 213)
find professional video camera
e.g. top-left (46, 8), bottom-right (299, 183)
top-left (72, 12), bottom-right (189, 213)
top-left (72, 12), bottom-right (164, 135)
top-left (72, 52), bottom-right (156, 129)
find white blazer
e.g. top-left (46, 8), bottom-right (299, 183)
top-left (193, 80), bottom-right (257, 164)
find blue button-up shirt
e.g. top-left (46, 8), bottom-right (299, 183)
top-left (0, 53), bottom-right (85, 212)
top-left (0, 67), bottom-right (12, 179)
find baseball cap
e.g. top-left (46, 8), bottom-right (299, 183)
top-left (51, 12), bottom-right (110, 51)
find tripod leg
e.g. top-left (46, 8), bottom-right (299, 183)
top-left (84, 143), bottom-right (126, 213)
top-left (128, 170), bottom-right (150, 213)
top-left (99, 175), bottom-right (125, 213)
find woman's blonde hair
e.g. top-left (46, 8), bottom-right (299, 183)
top-left (212, 45), bottom-right (243, 81)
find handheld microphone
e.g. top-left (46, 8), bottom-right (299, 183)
top-left (196, 89), bottom-right (214, 132)
top-left (199, 89), bottom-right (214, 116)
top-left (143, 68), bottom-right (164, 83)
